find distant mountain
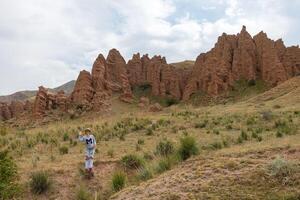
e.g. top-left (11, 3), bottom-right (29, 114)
top-left (0, 80), bottom-right (75, 103)
top-left (171, 60), bottom-right (195, 69)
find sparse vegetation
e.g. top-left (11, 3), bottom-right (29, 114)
top-left (0, 151), bottom-right (19, 199)
top-left (155, 140), bottom-right (174, 157)
top-left (30, 171), bottom-right (52, 194)
top-left (112, 171), bottom-right (126, 192)
top-left (121, 154), bottom-right (144, 170)
top-left (177, 136), bottom-right (199, 160)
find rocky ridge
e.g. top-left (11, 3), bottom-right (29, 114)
top-left (1, 26), bottom-right (299, 121)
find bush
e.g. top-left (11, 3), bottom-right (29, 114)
top-left (156, 157), bottom-right (172, 173)
top-left (30, 171), bottom-right (52, 194)
top-left (0, 151), bottom-right (19, 199)
top-left (76, 185), bottom-right (91, 200)
top-left (194, 122), bottom-right (206, 129)
top-left (248, 79), bottom-right (256, 86)
top-left (155, 140), bottom-right (174, 157)
top-left (275, 120), bottom-right (292, 135)
top-left (112, 171), bottom-right (126, 192)
top-left (164, 98), bottom-right (179, 107)
top-left (177, 136), bottom-right (199, 160)
top-left (121, 154), bottom-right (144, 170)
top-left (137, 167), bottom-right (153, 181)
top-left (266, 156), bottom-right (298, 185)
top-left (59, 146), bottom-right (69, 155)
top-left (240, 130), bottom-right (248, 140)
top-left (137, 138), bottom-right (144, 145)
top-left (63, 133), bottom-right (69, 141)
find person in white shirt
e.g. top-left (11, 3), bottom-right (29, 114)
top-left (78, 128), bottom-right (96, 178)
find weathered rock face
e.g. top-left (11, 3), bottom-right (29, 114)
top-left (56, 91), bottom-right (68, 111)
top-left (106, 49), bottom-right (133, 102)
top-left (33, 86), bottom-right (49, 118)
top-left (126, 54), bottom-right (185, 100)
top-left (253, 31), bottom-right (287, 86)
top-left (9, 101), bottom-right (25, 118)
top-left (138, 97), bottom-right (150, 108)
top-left (71, 70), bottom-right (94, 107)
top-left (0, 102), bottom-right (12, 120)
top-left (183, 26), bottom-right (300, 100)
top-left (91, 54), bottom-right (111, 111)
top-left (149, 103), bottom-right (163, 112)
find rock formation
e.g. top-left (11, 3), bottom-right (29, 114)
top-left (126, 54), bottom-right (187, 100)
top-left (0, 102), bottom-right (12, 120)
top-left (2, 26), bottom-right (300, 122)
top-left (183, 26), bottom-right (300, 100)
top-left (9, 101), bottom-right (25, 118)
top-left (138, 97), bottom-right (150, 108)
top-left (70, 70), bottom-right (94, 108)
top-left (106, 49), bottom-right (133, 102)
top-left (33, 86), bottom-right (49, 118)
top-left (91, 54), bottom-right (111, 111)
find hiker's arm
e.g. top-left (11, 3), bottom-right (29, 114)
top-left (92, 136), bottom-right (96, 149)
top-left (78, 132), bottom-right (85, 142)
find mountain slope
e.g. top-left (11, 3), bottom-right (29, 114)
top-left (0, 80), bottom-right (75, 103)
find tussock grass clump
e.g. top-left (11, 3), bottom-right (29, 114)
top-left (76, 185), bottom-right (91, 200)
top-left (59, 146), bottom-right (69, 155)
top-left (121, 154), bottom-right (144, 170)
top-left (112, 171), bottom-right (126, 192)
top-left (275, 120), bottom-right (293, 135)
top-left (194, 122), bottom-right (206, 128)
top-left (0, 125), bottom-right (7, 136)
top-left (0, 151), bottom-right (19, 199)
top-left (266, 156), bottom-right (299, 185)
top-left (156, 157), bottom-right (172, 173)
top-left (177, 136), bottom-right (199, 160)
top-left (30, 171), bottom-right (52, 194)
top-left (155, 140), bottom-right (174, 157)
top-left (137, 167), bottom-right (153, 181)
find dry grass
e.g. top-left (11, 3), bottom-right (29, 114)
top-left (0, 78), bottom-right (299, 199)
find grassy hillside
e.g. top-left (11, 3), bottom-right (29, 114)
top-left (0, 77), bottom-right (299, 200)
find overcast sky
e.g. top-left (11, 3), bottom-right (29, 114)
top-left (0, 0), bottom-right (299, 95)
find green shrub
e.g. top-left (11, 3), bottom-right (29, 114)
top-left (177, 136), bottom-right (199, 160)
top-left (155, 140), bottom-right (174, 157)
top-left (266, 156), bottom-right (298, 185)
top-left (164, 98), bottom-right (179, 107)
top-left (137, 167), bottom-right (153, 181)
top-left (156, 157), bottom-right (172, 173)
top-left (0, 151), bottom-right (19, 199)
top-left (275, 120), bottom-right (292, 135)
top-left (276, 131), bottom-right (283, 138)
top-left (121, 154), bottom-right (144, 170)
top-left (59, 146), bottom-right (69, 155)
top-left (0, 126), bottom-right (7, 136)
top-left (240, 130), bottom-right (248, 140)
top-left (76, 185), bottom-right (91, 200)
top-left (137, 138), bottom-right (144, 145)
top-left (112, 171), bottom-right (126, 192)
top-left (63, 132), bottom-right (69, 141)
top-left (146, 127), bottom-right (153, 136)
top-left (248, 79), bottom-right (256, 86)
top-left (30, 171), bottom-right (52, 194)
top-left (213, 129), bottom-right (220, 135)
top-left (194, 122), bottom-right (206, 128)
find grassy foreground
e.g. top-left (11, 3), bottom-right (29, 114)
top-left (0, 78), bottom-right (299, 200)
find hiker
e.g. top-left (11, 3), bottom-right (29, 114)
top-left (78, 128), bottom-right (96, 178)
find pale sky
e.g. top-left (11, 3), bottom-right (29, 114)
top-left (0, 0), bottom-right (299, 95)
